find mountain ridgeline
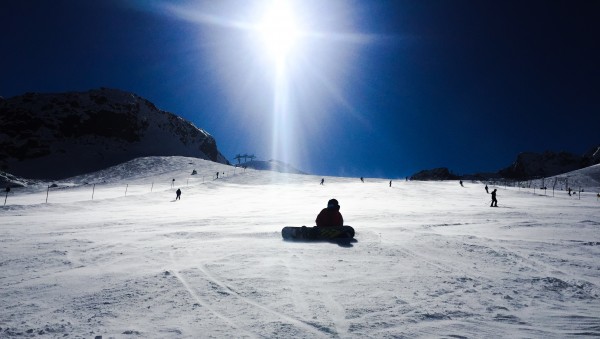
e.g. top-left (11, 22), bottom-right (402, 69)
top-left (0, 88), bottom-right (228, 179)
top-left (411, 146), bottom-right (600, 181)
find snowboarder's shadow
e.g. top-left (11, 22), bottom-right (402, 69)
top-left (283, 238), bottom-right (358, 248)
top-left (329, 238), bottom-right (358, 247)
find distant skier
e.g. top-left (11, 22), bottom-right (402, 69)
top-left (316, 199), bottom-right (344, 227)
top-left (460, 180), bottom-right (464, 187)
top-left (175, 188), bottom-right (181, 200)
top-left (389, 180), bottom-right (392, 187)
top-left (485, 185), bottom-right (489, 194)
top-left (4, 187), bottom-right (10, 206)
top-left (216, 172), bottom-right (219, 179)
top-left (360, 177), bottom-right (364, 183)
top-left (320, 178), bottom-right (324, 185)
top-left (490, 189), bottom-right (498, 207)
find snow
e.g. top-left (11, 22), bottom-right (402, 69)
top-left (1, 156), bottom-right (599, 338)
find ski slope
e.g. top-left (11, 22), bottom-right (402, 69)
top-left (1, 157), bottom-right (599, 338)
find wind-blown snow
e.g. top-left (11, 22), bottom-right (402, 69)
top-left (1, 157), bottom-right (599, 338)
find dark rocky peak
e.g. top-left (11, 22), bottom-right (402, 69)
top-left (0, 88), bottom-right (228, 179)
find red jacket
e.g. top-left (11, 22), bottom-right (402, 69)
top-left (315, 208), bottom-right (344, 227)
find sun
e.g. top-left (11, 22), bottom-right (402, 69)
top-left (257, 0), bottom-right (300, 60)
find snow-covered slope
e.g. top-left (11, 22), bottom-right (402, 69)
top-left (526, 163), bottom-right (600, 192)
top-left (241, 159), bottom-right (306, 174)
top-left (0, 88), bottom-right (228, 180)
top-left (1, 157), bottom-right (599, 338)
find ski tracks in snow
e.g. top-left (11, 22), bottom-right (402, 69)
top-left (169, 250), bottom-right (331, 338)
top-left (168, 251), bottom-right (256, 338)
top-left (281, 246), bottom-right (350, 338)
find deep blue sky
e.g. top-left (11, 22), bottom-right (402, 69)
top-left (2, 0), bottom-right (599, 178)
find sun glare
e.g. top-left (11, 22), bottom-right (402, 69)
top-left (160, 0), bottom-right (369, 174)
top-left (257, 0), bottom-right (299, 60)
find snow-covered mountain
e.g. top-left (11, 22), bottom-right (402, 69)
top-left (0, 88), bottom-right (228, 180)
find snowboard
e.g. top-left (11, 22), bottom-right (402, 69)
top-left (281, 226), bottom-right (355, 241)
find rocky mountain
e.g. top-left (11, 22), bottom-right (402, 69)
top-left (411, 146), bottom-right (600, 181)
top-left (0, 88), bottom-right (229, 179)
top-left (498, 146), bottom-right (600, 180)
top-left (410, 167), bottom-right (460, 181)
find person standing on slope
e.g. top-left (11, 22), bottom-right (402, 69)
top-left (490, 189), bottom-right (498, 207)
top-left (175, 188), bottom-right (181, 200)
top-left (316, 199), bottom-right (344, 227)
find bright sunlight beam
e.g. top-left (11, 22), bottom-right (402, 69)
top-left (257, 0), bottom-right (300, 61)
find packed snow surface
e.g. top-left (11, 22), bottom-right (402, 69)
top-left (1, 157), bottom-right (599, 338)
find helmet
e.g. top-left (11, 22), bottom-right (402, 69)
top-left (327, 199), bottom-right (340, 209)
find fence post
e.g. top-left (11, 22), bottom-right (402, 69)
top-left (46, 185), bottom-right (50, 203)
top-left (125, 184), bottom-right (128, 196)
top-left (151, 182), bottom-right (154, 192)
top-left (92, 184), bottom-right (95, 200)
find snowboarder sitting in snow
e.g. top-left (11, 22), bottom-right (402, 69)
top-left (490, 189), bottom-right (498, 207)
top-left (175, 188), bottom-right (181, 200)
top-left (316, 199), bottom-right (344, 227)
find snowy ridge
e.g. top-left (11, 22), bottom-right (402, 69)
top-left (1, 156), bottom-right (600, 338)
top-left (525, 163), bottom-right (600, 192)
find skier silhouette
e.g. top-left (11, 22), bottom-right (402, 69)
top-left (485, 185), bottom-right (489, 194)
top-left (175, 188), bottom-right (181, 200)
top-left (490, 189), bottom-right (498, 207)
top-left (320, 178), bottom-right (324, 185)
